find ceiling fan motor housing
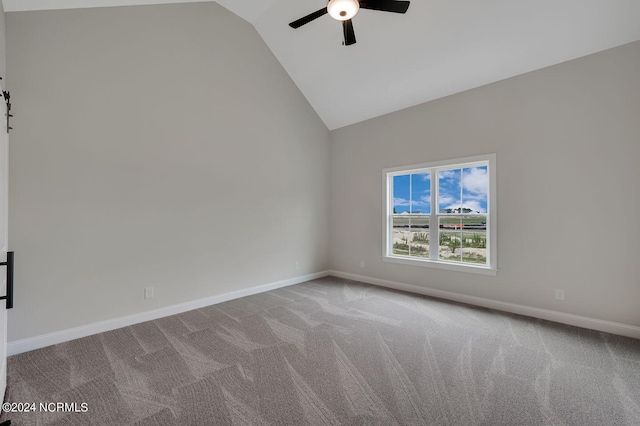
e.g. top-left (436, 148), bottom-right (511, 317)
top-left (327, 0), bottom-right (360, 21)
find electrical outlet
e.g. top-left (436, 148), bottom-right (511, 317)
top-left (145, 287), bottom-right (154, 299)
top-left (295, 262), bottom-right (300, 270)
top-left (360, 261), bottom-right (365, 268)
top-left (555, 289), bottom-right (565, 300)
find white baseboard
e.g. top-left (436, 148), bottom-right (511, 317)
top-left (329, 270), bottom-right (640, 340)
top-left (0, 359), bottom-right (5, 401)
top-left (10, 269), bottom-right (638, 356)
top-left (8, 270), bottom-right (330, 356)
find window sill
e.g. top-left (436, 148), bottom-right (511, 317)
top-left (382, 255), bottom-right (498, 276)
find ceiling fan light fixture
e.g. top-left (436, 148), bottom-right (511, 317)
top-left (327, 0), bottom-right (359, 21)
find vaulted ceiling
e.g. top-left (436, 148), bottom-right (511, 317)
top-left (4, 0), bottom-right (640, 129)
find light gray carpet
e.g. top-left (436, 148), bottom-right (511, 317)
top-left (1, 276), bottom-right (639, 425)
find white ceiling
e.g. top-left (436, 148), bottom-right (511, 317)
top-left (4, 0), bottom-right (640, 129)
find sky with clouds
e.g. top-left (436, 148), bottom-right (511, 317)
top-left (393, 166), bottom-right (488, 214)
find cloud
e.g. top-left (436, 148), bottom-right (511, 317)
top-left (394, 197), bottom-right (409, 206)
top-left (438, 170), bottom-right (457, 180)
top-left (395, 196), bottom-right (431, 213)
top-left (439, 195), bottom-right (456, 205)
top-left (419, 194), bottom-right (431, 205)
top-left (439, 195), bottom-right (459, 208)
top-left (462, 167), bottom-right (488, 195)
top-left (461, 200), bottom-right (485, 213)
top-left (411, 195), bottom-right (431, 209)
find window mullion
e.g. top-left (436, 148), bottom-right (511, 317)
top-left (429, 169), bottom-right (438, 260)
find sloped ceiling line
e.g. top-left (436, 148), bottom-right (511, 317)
top-left (3, 0), bottom-right (640, 130)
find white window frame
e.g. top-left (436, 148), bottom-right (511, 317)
top-left (382, 154), bottom-right (497, 275)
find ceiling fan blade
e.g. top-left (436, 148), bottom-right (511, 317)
top-left (289, 8), bottom-right (328, 28)
top-left (360, 0), bottom-right (410, 13)
top-left (342, 19), bottom-right (356, 46)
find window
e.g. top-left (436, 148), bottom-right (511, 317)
top-left (383, 154), bottom-right (497, 275)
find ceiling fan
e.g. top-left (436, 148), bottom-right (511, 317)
top-left (289, 0), bottom-right (410, 46)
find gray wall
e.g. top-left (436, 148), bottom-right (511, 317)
top-left (0, 1), bottom-right (5, 79)
top-left (5, 3), bottom-right (639, 343)
top-left (330, 41), bottom-right (640, 327)
top-left (6, 3), bottom-right (330, 341)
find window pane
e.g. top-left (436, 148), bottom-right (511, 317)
top-left (410, 216), bottom-right (429, 258)
top-left (411, 173), bottom-right (430, 214)
top-left (439, 216), bottom-right (487, 264)
top-left (438, 217), bottom-right (462, 262)
top-left (462, 166), bottom-right (488, 213)
top-left (461, 216), bottom-right (487, 264)
top-left (392, 215), bottom-right (410, 255)
top-left (438, 169), bottom-right (461, 213)
top-left (393, 215), bottom-right (429, 258)
top-left (393, 175), bottom-right (410, 214)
